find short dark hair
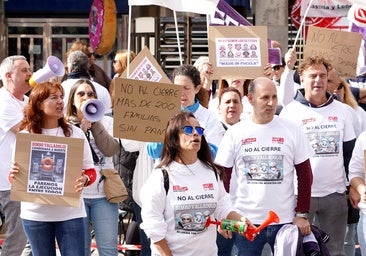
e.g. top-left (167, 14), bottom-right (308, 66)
top-left (171, 65), bottom-right (201, 87)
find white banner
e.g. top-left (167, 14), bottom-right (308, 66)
top-left (128, 0), bottom-right (219, 15)
top-left (348, 4), bottom-right (366, 27)
top-left (300, 0), bottom-right (352, 17)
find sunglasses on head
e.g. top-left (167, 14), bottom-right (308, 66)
top-left (337, 83), bottom-right (344, 90)
top-left (182, 125), bottom-right (205, 136)
top-left (76, 91), bottom-right (95, 97)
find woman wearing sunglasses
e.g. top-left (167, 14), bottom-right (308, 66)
top-left (141, 111), bottom-right (253, 256)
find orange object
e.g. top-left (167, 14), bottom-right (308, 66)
top-left (245, 211), bottom-right (280, 241)
top-left (41, 157), bottom-right (54, 171)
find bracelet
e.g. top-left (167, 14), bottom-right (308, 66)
top-left (295, 212), bottom-right (309, 220)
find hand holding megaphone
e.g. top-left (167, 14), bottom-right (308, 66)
top-left (29, 56), bottom-right (65, 87)
top-left (82, 99), bottom-right (105, 122)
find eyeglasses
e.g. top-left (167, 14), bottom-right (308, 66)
top-left (87, 53), bottom-right (94, 58)
top-left (76, 91), bottom-right (95, 97)
top-left (182, 125), bottom-right (205, 136)
top-left (337, 83), bottom-right (344, 90)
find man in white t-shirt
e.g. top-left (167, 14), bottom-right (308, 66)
top-left (280, 56), bottom-right (357, 256)
top-left (215, 77), bottom-right (313, 256)
top-left (0, 56), bottom-right (32, 255)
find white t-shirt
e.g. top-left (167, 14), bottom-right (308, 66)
top-left (20, 126), bottom-right (94, 222)
top-left (82, 115), bottom-right (116, 198)
top-left (280, 100), bottom-right (356, 197)
top-left (349, 130), bottom-right (366, 215)
top-left (140, 160), bottom-right (233, 256)
top-left (215, 116), bottom-right (312, 224)
top-left (0, 87), bottom-right (28, 190)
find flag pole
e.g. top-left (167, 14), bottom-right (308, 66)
top-left (127, 4), bottom-right (132, 77)
top-left (173, 10), bottom-right (183, 66)
top-left (292, 0), bottom-right (314, 49)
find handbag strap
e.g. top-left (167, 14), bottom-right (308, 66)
top-left (85, 128), bottom-right (100, 164)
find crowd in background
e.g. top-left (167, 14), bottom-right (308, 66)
top-left (1, 37), bottom-right (366, 256)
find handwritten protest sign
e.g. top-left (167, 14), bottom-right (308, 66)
top-left (113, 78), bottom-right (181, 142)
top-left (304, 26), bottom-right (362, 78)
top-left (11, 133), bottom-right (83, 207)
top-left (209, 25), bottom-right (268, 79)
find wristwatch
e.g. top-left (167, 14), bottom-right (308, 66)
top-left (295, 212), bottom-right (309, 220)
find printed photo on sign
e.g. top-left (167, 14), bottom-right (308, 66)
top-left (243, 155), bottom-right (284, 184)
top-left (129, 57), bottom-right (163, 82)
top-left (215, 38), bottom-right (261, 67)
top-left (27, 141), bottom-right (67, 195)
top-left (174, 202), bottom-right (216, 234)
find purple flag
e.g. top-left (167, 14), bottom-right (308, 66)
top-left (351, 23), bottom-right (366, 66)
top-left (210, 0), bottom-right (252, 26)
top-left (210, 0), bottom-right (278, 63)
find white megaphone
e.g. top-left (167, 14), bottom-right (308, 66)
top-left (29, 56), bottom-right (65, 87)
top-left (82, 99), bottom-right (105, 122)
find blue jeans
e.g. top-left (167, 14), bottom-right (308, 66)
top-left (357, 212), bottom-right (366, 256)
top-left (83, 197), bottom-right (119, 256)
top-left (345, 223), bottom-right (357, 256)
top-left (133, 201), bottom-right (151, 256)
top-left (0, 190), bottom-right (28, 256)
top-left (217, 231), bottom-right (235, 256)
top-left (22, 217), bottom-right (85, 256)
top-left (234, 224), bottom-right (285, 256)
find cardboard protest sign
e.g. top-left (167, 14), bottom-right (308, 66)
top-left (11, 133), bottom-right (83, 207)
top-left (208, 25), bottom-right (268, 79)
top-left (121, 46), bottom-right (171, 83)
top-left (304, 26), bottom-right (362, 78)
top-left (113, 78), bottom-right (181, 142)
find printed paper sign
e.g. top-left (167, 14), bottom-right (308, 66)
top-left (11, 133), bottom-right (83, 207)
top-left (209, 25), bottom-right (268, 79)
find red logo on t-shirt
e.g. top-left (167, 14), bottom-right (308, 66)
top-left (173, 185), bottom-right (188, 192)
top-left (302, 118), bottom-right (315, 125)
top-left (272, 137), bottom-right (284, 144)
top-left (203, 183), bottom-right (214, 190)
top-left (328, 116), bottom-right (338, 122)
top-left (242, 138), bottom-right (256, 145)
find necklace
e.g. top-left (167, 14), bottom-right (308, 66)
top-left (178, 156), bottom-right (196, 175)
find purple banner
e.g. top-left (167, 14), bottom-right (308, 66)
top-left (210, 0), bottom-right (252, 26)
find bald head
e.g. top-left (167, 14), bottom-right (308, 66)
top-left (248, 77), bottom-right (277, 124)
top-left (248, 77), bottom-right (276, 94)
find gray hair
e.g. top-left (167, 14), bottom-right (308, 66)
top-left (0, 55), bottom-right (27, 82)
top-left (67, 50), bottom-right (89, 73)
